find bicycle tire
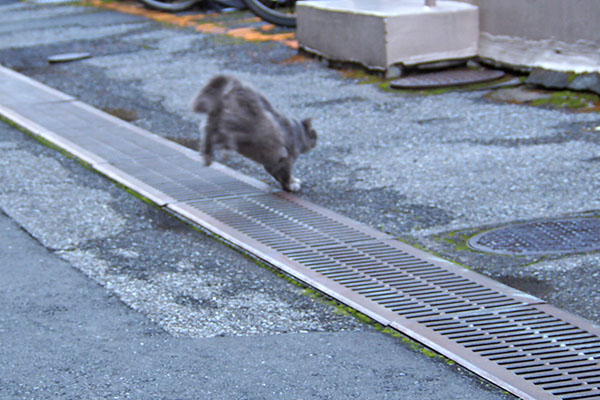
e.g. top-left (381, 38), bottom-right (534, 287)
top-left (138, 0), bottom-right (199, 12)
top-left (241, 0), bottom-right (296, 27)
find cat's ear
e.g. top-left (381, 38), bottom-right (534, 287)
top-left (301, 118), bottom-right (312, 130)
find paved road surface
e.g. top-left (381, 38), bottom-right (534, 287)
top-left (1, 0), bottom-right (599, 397)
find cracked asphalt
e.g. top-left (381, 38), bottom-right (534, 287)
top-left (0, 0), bottom-right (599, 398)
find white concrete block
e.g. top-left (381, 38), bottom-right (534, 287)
top-left (297, 0), bottom-right (479, 71)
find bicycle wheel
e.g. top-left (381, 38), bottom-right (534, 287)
top-left (138, 0), bottom-right (199, 12)
top-left (241, 0), bottom-right (296, 27)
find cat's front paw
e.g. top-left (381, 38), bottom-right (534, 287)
top-left (285, 177), bottom-right (302, 192)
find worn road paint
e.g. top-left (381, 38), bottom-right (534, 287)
top-left (86, 0), bottom-right (298, 48)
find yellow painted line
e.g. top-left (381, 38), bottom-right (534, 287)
top-left (85, 0), bottom-right (298, 49)
top-left (283, 40), bottom-right (298, 49)
top-left (278, 53), bottom-right (312, 64)
top-left (228, 27), bottom-right (294, 41)
top-left (260, 24), bottom-right (275, 31)
top-left (196, 23), bottom-right (227, 34)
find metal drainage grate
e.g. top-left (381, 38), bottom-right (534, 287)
top-left (172, 193), bottom-right (600, 400)
top-left (2, 65), bottom-right (600, 400)
top-left (417, 306), bottom-right (600, 400)
top-left (468, 217), bottom-right (600, 256)
top-left (176, 193), bottom-right (537, 318)
top-left (390, 68), bottom-right (506, 90)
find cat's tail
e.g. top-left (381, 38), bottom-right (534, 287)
top-left (190, 75), bottom-right (236, 114)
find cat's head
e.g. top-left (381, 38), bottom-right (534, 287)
top-left (301, 118), bottom-right (318, 152)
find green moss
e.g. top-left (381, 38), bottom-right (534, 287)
top-left (439, 229), bottom-right (491, 257)
top-left (530, 92), bottom-right (582, 108)
top-left (360, 75), bottom-right (384, 86)
top-left (302, 287), bottom-right (454, 363)
top-left (340, 68), bottom-right (383, 85)
top-left (567, 72), bottom-right (579, 83)
top-left (442, 231), bottom-right (472, 252)
top-left (378, 81), bottom-right (396, 92)
top-left (0, 114), bottom-right (29, 133)
top-left (530, 90), bottom-right (600, 109)
top-left (0, 115), bottom-right (96, 169)
top-left (123, 186), bottom-right (160, 207)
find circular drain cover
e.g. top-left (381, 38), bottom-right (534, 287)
top-left (467, 217), bottom-right (600, 256)
top-left (390, 68), bottom-right (505, 90)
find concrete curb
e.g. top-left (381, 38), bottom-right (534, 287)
top-left (526, 68), bottom-right (600, 95)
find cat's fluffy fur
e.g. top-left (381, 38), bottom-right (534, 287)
top-left (191, 75), bottom-right (317, 192)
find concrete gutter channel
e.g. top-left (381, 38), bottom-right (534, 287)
top-left (2, 63), bottom-right (600, 399)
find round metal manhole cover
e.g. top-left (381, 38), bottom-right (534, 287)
top-left (467, 217), bottom-right (600, 256)
top-left (390, 68), bottom-right (505, 90)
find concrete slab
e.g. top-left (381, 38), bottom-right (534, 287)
top-left (463, 0), bottom-right (600, 73)
top-left (297, 0), bottom-right (479, 72)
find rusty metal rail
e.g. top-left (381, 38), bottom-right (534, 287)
top-left (1, 65), bottom-right (599, 400)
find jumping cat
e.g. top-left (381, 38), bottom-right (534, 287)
top-left (190, 74), bottom-right (317, 192)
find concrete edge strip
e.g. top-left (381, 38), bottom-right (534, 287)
top-left (0, 103), bottom-right (106, 165)
top-left (0, 65), bottom-right (76, 101)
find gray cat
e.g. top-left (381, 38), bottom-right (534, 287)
top-left (191, 75), bottom-right (317, 192)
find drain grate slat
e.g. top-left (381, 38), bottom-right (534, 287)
top-left (3, 66), bottom-right (600, 400)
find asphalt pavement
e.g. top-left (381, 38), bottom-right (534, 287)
top-left (0, 0), bottom-right (599, 398)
